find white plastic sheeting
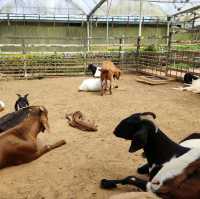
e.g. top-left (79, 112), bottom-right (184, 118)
top-left (0, 0), bottom-right (199, 17)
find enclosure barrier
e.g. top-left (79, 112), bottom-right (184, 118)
top-left (0, 50), bottom-right (199, 80)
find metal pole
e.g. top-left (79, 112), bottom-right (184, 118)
top-left (87, 19), bottom-right (90, 52)
top-left (136, 0), bottom-right (143, 55)
top-left (138, 0), bottom-right (143, 38)
top-left (106, 0), bottom-right (109, 49)
top-left (166, 16), bottom-right (171, 46)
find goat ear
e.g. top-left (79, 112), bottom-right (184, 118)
top-left (16, 94), bottom-right (21, 98)
top-left (129, 127), bottom-right (148, 153)
top-left (39, 106), bottom-right (45, 112)
top-left (24, 93), bottom-right (29, 98)
top-left (40, 112), bottom-right (50, 133)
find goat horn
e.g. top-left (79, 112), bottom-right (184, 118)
top-left (141, 112), bottom-right (156, 119)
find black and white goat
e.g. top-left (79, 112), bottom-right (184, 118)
top-left (183, 72), bottom-right (199, 84)
top-left (15, 94), bottom-right (29, 111)
top-left (106, 149), bottom-right (200, 199)
top-left (101, 112), bottom-right (200, 192)
top-left (87, 64), bottom-right (101, 78)
top-left (115, 112), bottom-right (200, 176)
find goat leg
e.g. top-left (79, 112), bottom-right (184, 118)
top-left (35, 140), bottom-right (66, 158)
top-left (100, 176), bottom-right (147, 191)
top-left (137, 163), bottom-right (149, 174)
top-left (47, 140), bottom-right (66, 151)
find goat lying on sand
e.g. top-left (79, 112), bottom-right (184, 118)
top-left (15, 94), bottom-right (29, 111)
top-left (0, 107), bottom-right (33, 133)
top-left (108, 149), bottom-right (200, 199)
top-left (79, 78), bottom-right (101, 92)
top-left (101, 112), bottom-right (200, 198)
top-left (0, 106), bottom-right (65, 168)
top-left (101, 112), bottom-right (200, 188)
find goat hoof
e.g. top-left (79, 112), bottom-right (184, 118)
top-left (100, 179), bottom-right (117, 189)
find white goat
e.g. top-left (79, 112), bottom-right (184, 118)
top-left (78, 78), bottom-right (101, 92)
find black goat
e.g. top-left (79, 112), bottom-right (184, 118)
top-left (114, 112), bottom-right (193, 178)
top-left (15, 94), bottom-right (29, 111)
top-left (183, 72), bottom-right (198, 84)
top-left (87, 64), bottom-right (101, 77)
top-left (101, 112), bottom-right (200, 189)
top-left (88, 64), bottom-right (98, 76)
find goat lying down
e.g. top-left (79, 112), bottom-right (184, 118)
top-left (78, 78), bottom-right (101, 92)
top-left (174, 78), bottom-right (200, 93)
top-left (114, 112), bottom-right (200, 176)
top-left (0, 106), bottom-right (65, 168)
top-left (108, 149), bottom-right (200, 199)
top-left (0, 106), bottom-right (33, 133)
top-left (101, 112), bottom-right (200, 198)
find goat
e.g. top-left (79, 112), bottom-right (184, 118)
top-left (15, 93), bottom-right (29, 111)
top-left (183, 72), bottom-right (198, 84)
top-left (102, 60), bottom-right (121, 80)
top-left (78, 78), bottom-right (101, 92)
top-left (113, 112), bottom-right (200, 177)
top-left (87, 64), bottom-right (101, 77)
top-left (0, 106), bottom-right (65, 168)
top-left (100, 68), bottom-right (113, 96)
top-left (106, 149), bottom-right (200, 199)
top-left (0, 106), bottom-right (40, 133)
top-left (0, 101), bottom-right (5, 112)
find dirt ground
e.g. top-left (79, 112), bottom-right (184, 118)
top-left (0, 74), bottom-right (200, 199)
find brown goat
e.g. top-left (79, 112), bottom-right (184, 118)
top-left (157, 158), bottom-right (200, 199)
top-left (100, 60), bottom-right (121, 95)
top-left (100, 68), bottom-right (113, 96)
top-left (0, 106), bottom-right (65, 169)
top-left (109, 158), bottom-right (200, 199)
top-left (102, 60), bottom-right (121, 80)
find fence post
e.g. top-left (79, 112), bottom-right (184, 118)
top-left (165, 31), bottom-right (172, 76)
top-left (119, 36), bottom-right (124, 69)
top-left (22, 38), bottom-right (28, 79)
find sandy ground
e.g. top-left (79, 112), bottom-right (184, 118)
top-left (0, 74), bottom-right (200, 199)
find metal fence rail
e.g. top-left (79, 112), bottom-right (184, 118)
top-left (0, 50), bottom-right (199, 80)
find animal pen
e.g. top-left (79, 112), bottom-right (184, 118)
top-left (0, 0), bottom-right (199, 80)
top-left (0, 1), bottom-right (200, 199)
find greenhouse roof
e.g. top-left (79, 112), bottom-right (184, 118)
top-left (0, 0), bottom-right (199, 23)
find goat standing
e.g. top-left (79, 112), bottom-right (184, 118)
top-left (100, 68), bottom-right (113, 96)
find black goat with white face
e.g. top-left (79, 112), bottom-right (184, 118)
top-left (101, 112), bottom-right (200, 192)
top-left (113, 112), bottom-right (193, 175)
top-left (14, 94), bottom-right (29, 111)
